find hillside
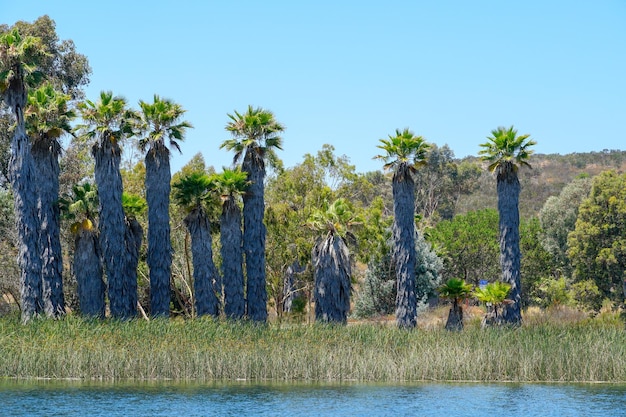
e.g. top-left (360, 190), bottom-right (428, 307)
top-left (454, 149), bottom-right (626, 219)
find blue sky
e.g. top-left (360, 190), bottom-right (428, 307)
top-left (4, 1), bottom-right (626, 174)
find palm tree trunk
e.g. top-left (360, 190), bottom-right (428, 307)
top-left (445, 299), bottom-right (464, 331)
top-left (313, 235), bottom-right (351, 324)
top-left (242, 152), bottom-right (267, 322)
top-left (185, 208), bottom-right (219, 317)
top-left (93, 136), bottom-right (127, 319)
top-left (10, 121), bottom-right (43, 322)
top-left (392, 172), bottom-right (417, 328)
top-left (497, 173), bottom-right (522, 325)
top-left (123, 216), bottom-right (142, 318)
top-left (32, 143), bottom-right (65, 318)
top-left (145, 146), bottom-right (172, 317)
top-left (221, 196), bottom-right (245, 319)
top-left (74, 229), bottom-right (105, 318)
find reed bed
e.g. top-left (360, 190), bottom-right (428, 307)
top-left (0, 314), bottom-right (624, 383)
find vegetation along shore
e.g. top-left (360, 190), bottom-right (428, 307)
top-left (1, 309), bottom-right (625, 383)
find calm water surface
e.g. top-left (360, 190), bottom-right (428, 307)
top-left (1, 380), bottom-right (625, 417)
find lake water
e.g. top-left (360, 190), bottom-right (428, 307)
top-left (1, 380), bottom-right (625, 416)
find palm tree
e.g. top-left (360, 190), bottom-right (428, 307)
top-left (59, 183), bottom-right (105, 318)
top-left (213, 168), bottom-right (248, 319)
top-left (474, 281), bottom-right (512, 327)
top-left (138, 95), bottom-right (192, 318)
top-left (172, 172), bottom-right (220, 318)
top-left (308, 198), bottom-right (358, 324)
top-left (374, 128), bottom-right (430, 329)
top-left (479, 126), bottom-right (536, 325)
top-left (0, 29), bottom-right (48, 322)
top-left (438, 278), bottom-right (473, 331)
top-left (221, 105), bottom-right (285, 322)
top-left (78, 91), bottom-right (136, 319)
top-left (121, 192), bottom-right (146, 319)
top-left (25, 83), bottom-right (75, 318)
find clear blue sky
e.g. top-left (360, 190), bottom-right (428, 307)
top-left (4, 1), bottom-right (626, 174)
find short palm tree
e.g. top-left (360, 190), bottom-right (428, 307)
top-left (221, 105), bottom-right (285, 322)
top-left (173, 172), bottom-right (220, 318)
top-left (474, 281), bottom-right (512, 327)
top-left (213, 168), bottom-right (249, 319)
top-left (479, 126), bottom-right (536, 325)
top-left (308, 198), bottom-right (359, 324)
top-left (374, 128), bottom-right (430, 329)
top-left (0, 29), bottom-right (48, 322)
top-left (438, 278), bottom-right (473, 331)
top-left (25, 83), bottom-right (75, 318)
top-left (59, 183), bottom-right (105, 318)
top-left (78, 91), bottom-right (136, 319)
top-left (138, 95), bottom-right (192, 318)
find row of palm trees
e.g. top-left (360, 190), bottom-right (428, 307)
top-left (2, 28), bottom-right (536, 327)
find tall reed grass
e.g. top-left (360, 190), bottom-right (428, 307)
top-left (0, 313), bottom-right (624, 382)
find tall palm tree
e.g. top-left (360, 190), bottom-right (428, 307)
top-left (173, 172), bottom-right (220, 318)
top-left (374, 128), bottom-right (430, 329)
top-left (0, 29), bottom-right (48, 322)
top-left (121, 192), bottom-right (146, 318)
top-left (479, 126), bottom-right (536, 325)
top-left (25, 83), bottom-right (75, 318)
top-left (308, 198), bottom-right (358, 324)
top-left (59, 183), bottom-right (105, 318)
top-left (221, 105), bottom-right (284, 322)
top-left (78, 91), bottom-right (136, 319)
top-left (137, 94), bottom-right (192, 318)
top-left (213, 168), bottom-right (248, 319)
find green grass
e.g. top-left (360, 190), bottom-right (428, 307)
top-left (0, 314), bottom-right (624, 382)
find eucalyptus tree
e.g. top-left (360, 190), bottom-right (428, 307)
top-left (479, 126), bottom-right (536, 325)
top-left (213, 168), bottom-right (248, 319)
top-left (374, 128), bottom-right (429, 328)
top-left (25, 83), bottom-right (75, 317)
top-left (78, 91), bottom-right (136, 319)
top-left (221, 105), bottom-right (285, 322)
top-left (138, 95), bottom-right (192, 317)
top-left (0, 28), bottom-right (48, 321)
top-left (172, 172), bottom-right (220, 317)
top-left (59, 183), bottom-right (104, 318)
top-left (308, 198), bottom-right (358, 324)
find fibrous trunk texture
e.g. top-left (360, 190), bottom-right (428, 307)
top-left (283, 261), bottom-right (305, 313)
top-left (392, 170), bottom-right (417, 328)
top-left (145, 146), bottom-right (172, 318)
top-left (445, 299), bottom-right (464, 331)
top-left (313, 234), bottom-right (351, 324)
top-left (123, 216), bottom-right (142, 318)
top-left (242, 151), bottom-right (267, 322)
top-left (221, 197), bottom-right (245, 319)
top-left (32, 142), bottom-right (65, 318)
top-left (185, 208), bottom-right (219, 317)
top-left (497, 173), bottom-right (522, 325)
top-left (10, 121), bottom-right (43, 322)
top-left (74, 229), bottom-right (105, 318)
top-left (93, 135), bottom-right (129, 319)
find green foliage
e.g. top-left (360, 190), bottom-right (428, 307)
top-left (353, 232), bottom-right (443, 318)
top-left (474, 281), bottom-right (511, 305)
top-left (438, 278), bottom-right (473, 302)
top-left (539, 177), bottom-right (592, 276)
top-left (25, 83), bottom-right (75, 145)
top-left (121, 192), bottom-right (147, 218)
top-left (567, 170), bottom-right (626, 305)
top-left (374, 128), bottom-right (429, 179)
top-left (137, 95), bottom-right (192, 155)
top-left (221, 105), bottom-right (285, 168)
top-left (478, 125), bottom-right (536, 178)
top-left (520, 217), bottom-right (557, 307)
top-left (427, 209), bottom-right (500, 286)
top-left (77, 91), bottom-right (136, 145)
